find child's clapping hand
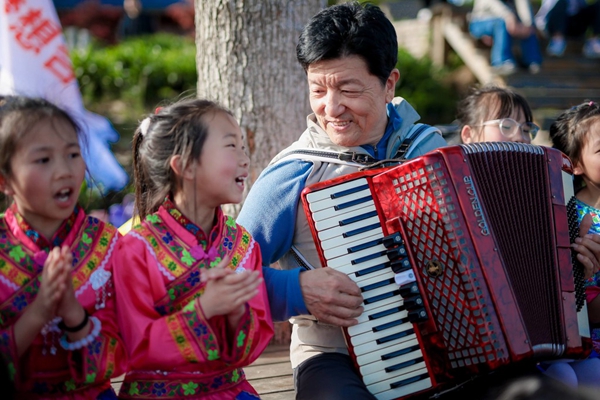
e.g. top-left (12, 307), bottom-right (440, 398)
top-left (30, 246), bottom-right (70, 322)
top-left (199, 256), bottom-right (262, 320)
top-left (54, 246), bottom-right (91, 339)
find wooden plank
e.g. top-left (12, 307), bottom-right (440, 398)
top-left (249, 375), bottom-right (295, 395)
top-left (260, 391), bottom-right (296, 400)
top-left (245, 361), bottom-right (292, 380)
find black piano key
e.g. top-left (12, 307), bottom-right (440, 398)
top-left (339, 210), bottom-right (378, 226)
top-left (346, 238), bottom-right (381, 254)
top-left (330, 184), bottom-right (370, 199)
top-left (360, 278), bottom-right (395, 293)
top-left (376, 328), bottom-right (414, 345)
top-left (352, 251), bottom-right (387, 265)
top-left (333, 195), bottom-right (372, 211)
top-left (363, 289), bottom-right (400, 305)
top-left (369, 306), bottom-right (404, 321)
top-left (390, 373), bottom-right (429, 389)
top-left (344, 223), bottom-right (382, 240)
top-left (373, 317), bottom-right (408, 333)
top-left (355, 262), bottom-right (389, 277)
top-left (385, 357), bottom-right (424, 373)
top-left (381, 344), bottom-right (421, 361)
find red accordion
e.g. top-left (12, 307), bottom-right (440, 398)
top-left (301, 143), bottom-right (591, 400)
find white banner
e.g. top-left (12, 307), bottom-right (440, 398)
top-left (0, 0), bottom-right (128, 193)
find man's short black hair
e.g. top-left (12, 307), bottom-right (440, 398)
top-left (296, 1), bottom-right (398, 85)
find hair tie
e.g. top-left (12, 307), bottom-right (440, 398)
top-left (139, 117), bottom-right (151, 137)
top-left (589, 101), bottom-right (595, 106)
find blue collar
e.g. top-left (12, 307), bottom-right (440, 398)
top-left (360, 102), bottom-right (403, 160)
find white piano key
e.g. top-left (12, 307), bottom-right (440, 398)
top-left (314, 203), bottom-right (377, 231)
top-left (318, 215), bottom-right (381, 243)
top-left (351, 266), bottom-right (395, 284)
top-left (354, 332), bottom-right (418, 359)
top-left (361, 281), bottom-right (399, 302)
top-left (305, 178), bottom-right (369, 203)
top-left (356, 337), bottom-right (420, 366)
top-left (323, 230), bottom-right (383, 258)
top-left (349, 319), bottom-right (413, 347)
top-left (348, 308), bottom-right (407, 336)
top-left (360, 347), bottom-right (423, 377)
top-left (332, 253), bottom-right (389, 275)
top-left (309, 186), bottom-right (371, 212)
top-left (363, 291), bottom-right (403, 313)
top-left (364, 361), bottom-right (427, 386)
top-left (356, 300), bottom-right (404, 325)
top-left (372, 375), bottom-right (432, 400)
top-left (327, 242), bottom-right (388, 269)
top-left (311, 197), bottom-right (374, 222)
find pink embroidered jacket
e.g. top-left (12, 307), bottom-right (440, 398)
top-left (0, 208), bottom-right (127, 399)
top-left (112, 206), bottom-right (273, 399)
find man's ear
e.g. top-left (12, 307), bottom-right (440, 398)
top-left (385, 69), bottom-right (400, 103)
top-left (461, 125), bottom-right (474, 144)
top-left (169, 155), bottom-right (194, 181)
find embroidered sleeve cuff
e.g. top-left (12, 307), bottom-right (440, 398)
top-left (190, 298), bottom-right (225, 362)
top-left (221, 304), bottom-right (253, 364)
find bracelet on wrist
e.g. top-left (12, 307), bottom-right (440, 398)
top-left (58, 309), bottom-right (89, 333)
top-left (59, 316), bottom-right (102, 351)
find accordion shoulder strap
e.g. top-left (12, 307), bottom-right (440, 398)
top-left (393, 123), bottom-right (440, 161)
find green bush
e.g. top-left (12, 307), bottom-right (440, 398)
top-left (396, 49), bottom-right (460, 125)
top-left (71, 33), bottom-right (197, 114)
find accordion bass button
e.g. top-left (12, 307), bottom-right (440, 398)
top-left (407, 308), bottom-right (428, 322)
top-left (403, 295), bottom-right (424, 309)
top-left (399, 282), bottom-right (419, 298)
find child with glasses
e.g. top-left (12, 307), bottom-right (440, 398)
top-left (457, 85), bottom-right (540, 144)
top-left (547, 100), bottom-right (600, 388)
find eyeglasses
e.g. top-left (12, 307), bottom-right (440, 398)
top-left (476, 118), bottom-right (540, 141)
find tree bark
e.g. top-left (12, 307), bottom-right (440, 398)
top-left (195, 0), bottom-right (324, 215)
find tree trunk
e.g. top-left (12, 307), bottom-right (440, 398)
top-left (195, 0), bottom-right (324, 216)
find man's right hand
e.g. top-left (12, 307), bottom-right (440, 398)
top-left (299, 268), bottom-right (363, 327)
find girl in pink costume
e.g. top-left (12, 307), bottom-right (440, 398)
top-left (0, 96), bottom-right (127, 398)
top-left (113, 99), bottom-right (273, 399)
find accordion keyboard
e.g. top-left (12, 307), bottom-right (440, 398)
top-left (305, 177), bottom-right (433, 400)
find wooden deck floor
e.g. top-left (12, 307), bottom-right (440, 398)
top-left (110, 343), bottom-right (295, 399)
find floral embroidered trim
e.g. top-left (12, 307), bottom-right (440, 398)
top-left (120, 368), bottom-right (246, 398)
top-left (165, 313), bottom-right (199, 363)
top-left (75, 233), bottom-right (118, 297)
top-left (129, 231), bottom-right (176, 281)
top-left (0, 273), bottom-right (19, 291)
top-left (237, 236), bottom-right (255, 271)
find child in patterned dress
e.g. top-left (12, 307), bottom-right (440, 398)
top-left (0, 96), bottom-right (127, 398)
top-left (112, 98), bottom-right (273, 399)
top-left (549, 100), bottom-right (600, 388)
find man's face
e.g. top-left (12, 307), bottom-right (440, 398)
top-left (307, 55), bottom-right (399, 148)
